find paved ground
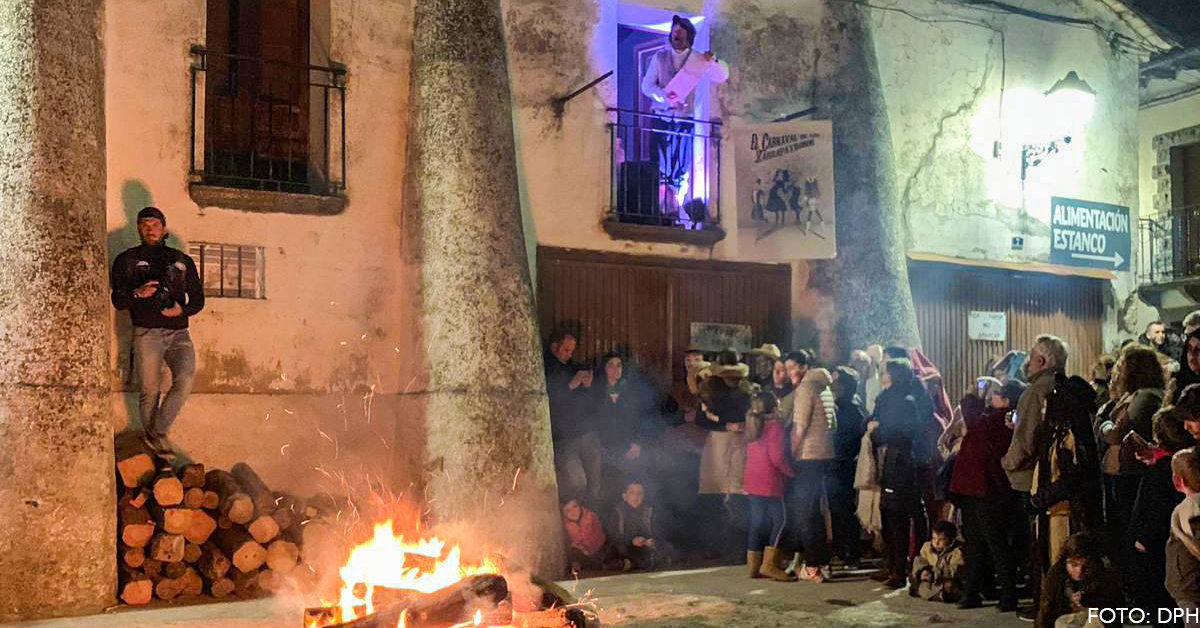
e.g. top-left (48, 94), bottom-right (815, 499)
top-left (0, 566), bottom-right (1031, 628)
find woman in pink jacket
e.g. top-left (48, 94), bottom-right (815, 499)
top-left (744, 391), bottom-right (795, 581)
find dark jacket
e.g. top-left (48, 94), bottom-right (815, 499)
top-left (610, 501), bottom-right (656, 547)
top-left (949, 395), bottom-right (1014, 499)
top-left (594, 377), bottom-right (655, 462)
top-left (1129, 454), bottom-right (1182, 566)
top-left (1030, 375), bottom-right (1103, 534)
top-left (833, 391), bottom-right (866, 463)
top-left (871, 383), bottom-right (922, 504)
top-left (697, 370), bottom-right (754, 431)
top-left (1037, 559), bottom-right (1122, 628)
top-left (110, 242), bottom-right (204, 329)
top-left (545, 355), bottom-right (593, 443)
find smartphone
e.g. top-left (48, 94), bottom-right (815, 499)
top-left (1009, 410), bottom-right (1018, 425)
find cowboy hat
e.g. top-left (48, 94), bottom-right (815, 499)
top-left (745, 343), bottom-right (782, 361)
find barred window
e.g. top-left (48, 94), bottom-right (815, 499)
top-left (187, 242), bottom-right (266, 299)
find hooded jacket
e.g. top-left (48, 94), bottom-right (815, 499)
top-left (789, 368), bottom-right (837, 462)
top-left (1168, 493), bottom-right (1200, 603)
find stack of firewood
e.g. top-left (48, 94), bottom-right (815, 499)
top-left (115, 433), bottom-right (315, 605)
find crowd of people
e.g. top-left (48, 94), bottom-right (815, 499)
top-left (544, 312), bottom-right (1200, 627)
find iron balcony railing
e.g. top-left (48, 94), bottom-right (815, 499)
top-left (1139, 204), bottom-right (1200, 285)
top-left (190, 46), bottom-right (346, 195)
top-left (607, 107), bottom-right (721, 230)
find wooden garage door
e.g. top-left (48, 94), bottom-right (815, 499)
top-left (537, 247), bottom-right (791, 390)
top-left (910, 261), bottom-right (1104, 400)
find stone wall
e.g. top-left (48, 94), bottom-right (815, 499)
top-left (871, 0), bottom-right (1142, 345)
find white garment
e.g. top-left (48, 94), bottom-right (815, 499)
top-left (640, 47), bottom-right (729, 115)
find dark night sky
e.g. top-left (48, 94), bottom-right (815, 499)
top-left (1123, 0), bottom-right (1200, 47)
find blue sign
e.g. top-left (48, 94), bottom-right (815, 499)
top-left (1049, 197), bottom-right (1131, 271)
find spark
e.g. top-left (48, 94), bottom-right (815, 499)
top-left (280, 444), bottom-right (291, 456)
top-left (280, 372), bottom-right (287, 381)
top-left (340, 341), bottom-right (348, 346)
top-left (394, 347), bottom-right (400, 353)
top-left (511, 467), bottom-right (522, 492)
top-left (318, 429), bottom-right (334, 444)
top-left (360, 333), bottom-right (367, 340)
top-left (264, 413), bottom-right (271, 422)
top-left (284, 409), bottom-right (295, 415)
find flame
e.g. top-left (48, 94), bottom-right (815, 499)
top-left (335, 520), bottom-right (501, 622)
top-left (473, 610), bottom-right (483, 626)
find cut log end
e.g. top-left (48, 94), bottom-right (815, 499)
top-left (248, 515), bottom-right (281, 544)
top-left (120, 578), bottom-right (153, 605)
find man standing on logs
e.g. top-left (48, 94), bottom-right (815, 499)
top-left (111, 207), bottom-right (204, 450)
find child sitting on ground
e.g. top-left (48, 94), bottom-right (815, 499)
top-left (1036, 533), bottom-right (1121, 628)
top-left (561, 495), bottom-right (608, 575)
top-left (910, 520), bottom-right (966, 602)
top-left (609, 481), bottom-right (667, 571)
top-left (1167, 447), bottom-right (1200, 622)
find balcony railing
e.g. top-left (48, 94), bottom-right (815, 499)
top-left (190, 46), bottom-right (346, 196)
top-left (607, 108), bottom-right (721, 232)
top-left (1139, 204), bottom-right (1200, 285)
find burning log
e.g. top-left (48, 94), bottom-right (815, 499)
top-left (213, 527), bottom-right (267, 573)
top-left (205, 469), bottom-right (255, 524)
top-left (328, 574), bottom-right (509, 628)
top-left (115, 433), bottom-right (156, 488)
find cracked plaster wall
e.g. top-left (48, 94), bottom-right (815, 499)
top-left (104, 0), bottom-right (415, 495)
top-left (872, 0), bottom-right (1143, 347)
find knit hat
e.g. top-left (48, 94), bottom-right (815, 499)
top-left (137, 206), bottom-right (166, 226)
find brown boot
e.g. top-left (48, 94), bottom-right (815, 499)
top-left (747, 551), bottom-right (764, 578)
top-left (759, 546), bottom-right (798, 582)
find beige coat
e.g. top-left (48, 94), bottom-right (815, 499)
top-left (789, 368), bottom-right (837, 462)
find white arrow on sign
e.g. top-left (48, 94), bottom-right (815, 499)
top-left (1071, 250), bottom-right (1125, 268)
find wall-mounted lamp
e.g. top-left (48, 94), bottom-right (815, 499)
top-left (1020, 71), bottom-right (1096, 181)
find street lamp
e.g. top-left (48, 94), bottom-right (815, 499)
top-left (1021, 71), bottom-right (1097, 181)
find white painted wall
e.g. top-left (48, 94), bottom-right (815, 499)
top-left (1138, 91), bottom-right (1200, 218)
top-left (104, 0), bottom-right (417, 495)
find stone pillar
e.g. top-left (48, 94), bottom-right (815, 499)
top-left (0, 0), bottom-right (115, 621)
top-left (410, 0), bottom-right (564, 574)
top-left (818, 2), bottom-right (922, 351)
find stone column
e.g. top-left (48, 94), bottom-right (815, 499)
top-left (0, 0), bottom-right (115, 621)
top-left (818, 2), bottom-right (922, 351)
top-left (410, 0), bottom-right (564, 574)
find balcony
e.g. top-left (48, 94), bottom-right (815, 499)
top-left (1138, 204), bottom-right (1200, 315)
top-left (188, 46), bottom-right (347, 214)
top-left (604, 108), bottom-right (724, 247)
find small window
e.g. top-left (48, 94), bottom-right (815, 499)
top-left (188, 242), bottom-right (266, 299)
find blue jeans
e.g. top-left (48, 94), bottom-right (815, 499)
top-left (133, 327), bottom-right (196, 436)
top-left (747, 495), bottom-right (787, 552)
top-left (789, 460), bottom-right (832, 566)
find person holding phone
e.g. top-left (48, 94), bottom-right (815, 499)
top-left (545, 330), bottom-right (602, 504)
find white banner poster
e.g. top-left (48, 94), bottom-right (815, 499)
top-left (734, 119), bottom-right (836, 260)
